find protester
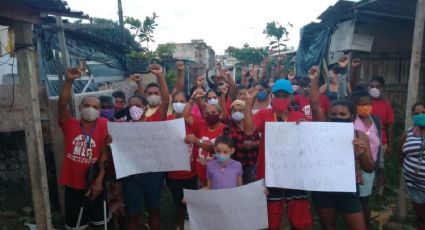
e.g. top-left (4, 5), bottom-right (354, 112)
top-left (166, 91), bottom-right (197, 230)
top-left (121, 64), bottom-right (170, 230)
top-left (399, 102), bottom-right (425, 230)
top-left (369, 76), bottom-right (395, 195)
top-left (309, 66), bottom-right (374, 230)
top-left (319, 64), bottom-right (340, 102)
top-left (99, 95), bottom-right (115, 121)
top-left (58, 68), bottom-right (110, 230)
top-left (243, 79), bottom-right (314, 230)
top-left (293, 78), bottom-right (330, 120)
top-left (183, 88), bottom-right (225, 187)
top-left (225, 98), bottom-right (260, 184)
top-left (112, 90), bottom-right (126, 112)
top-left (236, 86), bottom-right (248, 101)
top-left (352, 87), bottom-right (382, 228)
top-left (251, 81), bottom-right (272, 115)
top-left (205, 134), bottom-right (243, 189)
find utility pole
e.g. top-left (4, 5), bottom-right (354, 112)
top-left (396, 0), bottom-right (425, 220)
top-left (117, 0), bottom-right (127, 70)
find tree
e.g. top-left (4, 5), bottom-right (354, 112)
top-left (263, 21), bottom-right (292, 55)
top-left (225, 44), bottom-right (268, 66)
top-left (156, 42), bottom-right (176, 59)
top-left (125, 13), bottom-right (158, 50)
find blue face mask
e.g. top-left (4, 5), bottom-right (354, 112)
top-left (413, 114), bottom-right (425, 127)
top-left (215, 153), bottom-right (230, 163)
top-left (256, 91), bottom-right (268, 101)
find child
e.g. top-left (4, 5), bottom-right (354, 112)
top-left (206, 135), bottom-right (243, 189)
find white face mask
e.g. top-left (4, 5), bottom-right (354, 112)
top-left (207, 98), bottom-right (219, 105)
top-left (81, 107), bottom-right (99, 122)
top-left (369, 88), bottom-right (381, 98)
top-left (173, 102), bottom-right (186, 114)
top-left (129, 106), bottom-right (144, 121)
top-left (147, 95), bottom-right (161, 106)
top-left (231, 112), bottom-right (245, 122)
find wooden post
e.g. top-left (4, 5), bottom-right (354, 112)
top-left (396, 0), bottom-right (425, 219)
top-left (14, 21), bottom-right (53, 229)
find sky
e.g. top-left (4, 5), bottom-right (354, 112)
top-left (65, 0), bottom-right (340, 55)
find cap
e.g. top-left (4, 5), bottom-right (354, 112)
top-left (230, 100), bottom-right (246, 109)
top-left (272, 79), bottom-right (293, 94)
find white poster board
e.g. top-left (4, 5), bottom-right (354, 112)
top-left (108, 118), bottom-right (190, 179)
top-left (184, 180), bottom-right (268, 230)
top-left (265, 122), bottom-right (356, 192)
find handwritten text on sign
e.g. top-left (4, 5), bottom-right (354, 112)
top-left (265, 122), bottom-right (356, 192)
top-left (184, 180), bottom-right (268, 230)
top-left (108, 118), bottom-right (190, 179)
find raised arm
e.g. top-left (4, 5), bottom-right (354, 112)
top-left (58, 68), bottom-right (80, 123)
top-left (243, 88), bottom-right (258, 135)
top-left (150, 64), bottom-right (170, 120)
top-left (173, 61), bottom-right (185, 94)
top-left (183, 88), bottom-right (205, 126)
top-left (259, 58), bottom-right (269, 81)
top-left (224, 69), bottom-right (237, 99)
top-left (241, 67), bottom-right (249, 88)
top-left (309, 66), bottom-right (327, 122)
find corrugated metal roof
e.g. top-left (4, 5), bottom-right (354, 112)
top-left (15, 0), bottom-right (88, 18)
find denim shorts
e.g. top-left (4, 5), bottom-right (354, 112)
top-left (406, 186), bottom-right (425, 204)
top-left (122, 172), bottom-right (164, 214)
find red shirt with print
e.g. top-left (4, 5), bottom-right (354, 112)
top-left (253, 108), bottom-right (306, 180)
top-left (294, 95), bottom-right (330, 121)
top-left (371, 99), bottom-right (395, 144)
top-left (59, 117), bottom-right (108, 189)
top-left (145, 107), bottom-right (162, 122)
top-left (166, 114), bottom-right (197, 179)
top-left (192, 118), bottom-right (225, 183)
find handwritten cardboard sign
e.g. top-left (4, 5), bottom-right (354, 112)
top-left (184, 180), bottom-right (268, 230)
top-left (265, 122), bottom-right (356, 192)
top-left (108, 118), bottom-right (190, 179)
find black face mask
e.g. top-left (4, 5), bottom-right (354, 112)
top-left (330, 117), bottom-right (353, 123)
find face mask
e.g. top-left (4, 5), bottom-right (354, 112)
top-left (129, 106), bottom-right (144, 121)
top-left (356, 105), bottom-right (372, 117)
top-left (215, 153), bottom-right (230, 163)
top-left (256, 91), bottom-right (268, 101)
top-left (207, 98), bottom-right (219, 105)
top-left (271, 98), bottom-right (290, 113)
top-left (268, 83), bottom-right (274, 88)
top-left (173, 102), bottom-right (186, 114)
top-left (147, 95), bottom-right (161, 106)
top-left (330, 117), bottom-right (353, 123)
top-left (369, 88), bottom-right (381, 98)
top-left (205, 114), bottom-right (220, 126)
top-left (100, 108), bottom-right (115, 120)
top-left (231, 112), bottom-right (245, 122)
top-left (81, 107), bottom-right (99, 122)
top-left (413, 114), bottom-right (425, 127)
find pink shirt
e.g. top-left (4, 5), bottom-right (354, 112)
top-left (354, 116), bottom-right (380, 162)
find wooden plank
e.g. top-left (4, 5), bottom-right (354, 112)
top-left (0, 1), bottom-right (40, 24)
top-left (13, 21), bottom-right (53, 229)
top-left (397, 0), bottom-right (425, 220)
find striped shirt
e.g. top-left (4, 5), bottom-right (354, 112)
top-left (402, 128), bottom-right (425, 192)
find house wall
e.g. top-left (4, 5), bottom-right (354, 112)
top-left (172, 40), bottom-right (215, 69)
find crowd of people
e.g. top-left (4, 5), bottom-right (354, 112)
top-left (57, 56), bottom-right (425, 230)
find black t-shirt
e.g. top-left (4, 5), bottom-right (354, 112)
top-left (114, 107), bottom-right (131, 121)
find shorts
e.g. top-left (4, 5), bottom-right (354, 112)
top-left (406, 186), bottom-right (425, 204)
top-left (122, 172), bottom-right (164, 214)
top-left (267, 187), bottom-right (284, 201)
top-left (359, 171), bottom-right (375, 197)
top-left (166, 176), bottom-right (198, 207)
top-left (312, 191), bottom-right (363, 214)
top-left (65, 186), bottom-right (109, 230)
top-left (286, 199), bottom-right (314, 230)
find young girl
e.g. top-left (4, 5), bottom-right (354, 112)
top-left (206, 134), bottom-right (243, 189)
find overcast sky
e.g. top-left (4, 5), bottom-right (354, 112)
top-left (65, 0), bottom-right (340, 54)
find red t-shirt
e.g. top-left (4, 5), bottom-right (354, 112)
top-left (192, 118), bottom-right (225, 183)
top-left (166, 114), bottom-right (197, 179)
top-left (371, 99), bottom-right (395, 144)
top-left (145, 107), bottom-right (162, 122)
top-left (294, 95), bottom-right (330, 121)
top-left (59, 117), bottom-right (108, 189)
top-left (253, 109), bottom-right (306, 180)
